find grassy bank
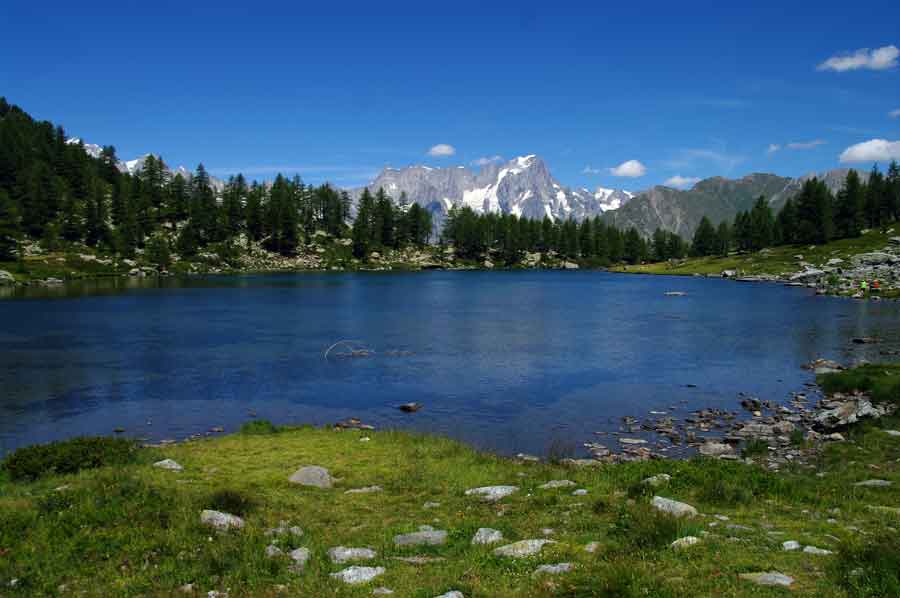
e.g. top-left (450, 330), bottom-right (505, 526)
top-left (1, 366), bottom-right (899, 596)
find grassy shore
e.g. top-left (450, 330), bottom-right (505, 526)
top-left (1, 367), bottom-right (899, 597)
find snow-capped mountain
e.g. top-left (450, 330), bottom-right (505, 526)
top-left (67, 138), bottom-right (223, 191)
top-left (352, 155), bottom-right (632, 223)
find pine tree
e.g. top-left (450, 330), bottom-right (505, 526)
top-left (245, 182), bottom-right (264, 242)
top-left (84, 176), bottom-right (109, 247)
top-left (222, 174), bottom-right (246, 237)
top-left (58, 187), bottom-right (83, 242)
top-left (352, 188), bottom-right (376, 258)
top-left (715, 221), bottom-right (731, 257)
top-left (887, 161), bottom-right (900, 223)
top-left (775, 198), bottom-right (798, 245)
top-left (652, 228), bottom-right (668, 261)
top-left (374, 187), bottom-right (395, 248)
top-left (864, 166), bottom-right (884, 228)
top-left (834, 170), bottom-right (865, 238)
top-left (795, 178), bottom-right (834, 244)
top-left (748, 196), bottom-right (774, 251)
top-left (146, 232), bottom-right (172, 269)
top-left (623, 227), bottom-right (645, 264)
top-left (691, 216), bottom-right (717, 256)
top-left (0, 189), bottom-right (19, 260)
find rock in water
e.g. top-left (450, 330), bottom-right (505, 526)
top-left (330, 566), bottom-right (385, 585)
top-left (651, 496), bottom-right (698, 518)
top-left (471, 528), bottom-right (504, 545)
top-left (464, 486), bottom-right (518, 502)
top-left (493, 539), bottom-right (556, 558)
top-left (398, 402), bottom-right (423, 413)
top-left (739, 572), bottom-right (794, 587)
top-left (289, 466), bottom-right (334, 488)
top-left (153, 458), bottom-right (184, 471)
top-left (200, 510), bottom-right (245, 531)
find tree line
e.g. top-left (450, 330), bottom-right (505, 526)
top-left (689, 166), bottom-right (900, 258)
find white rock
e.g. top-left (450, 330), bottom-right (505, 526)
top-left (372, 588), bottom-right (394, 595)
top-left (670, 536), bottom-right (700, 549)
top-left (393, 529), bottom-right (447, 546)
top-left (345, 486), bottom-right (383, 494)
top-left (539, 480), bottom-right (576, 489)
top-left (200, 510), bottom-right (245, 531)
top-left (289, 466), bottom-right (334, 488)
top-left (642, 474), bottom-right (671, 487)
top-left (572, 488), bottom-right (588, 496)
top-left (331, 566), bottom-right (385, 585)
top-left (533, 563), bottom-right (573, 575)
top-left (651, 496), bottom-right (698, 518)
top-left (739, 572), bottom-right (794, 587)
top-left (472, 528), bottom-right (504, 545)
top-left (854, 479), bottom-right (892, 488)
top-left (884, 430), bottom-right (900, 437)
top-left (289, 547), bottom-right (310, 571)
top-left (493, 539), bottom-right (555, 558)
top-left (153, 459), bottom-right (183, 471)
top-left (699, 442), bottom-right (734, 457)
top-left (434, 592), bottom-right (464, 598)
top-left (584, 541), bottom-right (601, 553)
top-left (328, 546), bottom-right (377, 564)
top-left (782, 540), bottom-right (801, 551)
top-left (803, 546), bottom-right (833, 555)
top-left (465, 485), bottom-right (518, 502)
top-left (265, 544), bottom-right (283, 557)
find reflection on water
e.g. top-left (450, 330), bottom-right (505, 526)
top-left (1, 271), bottom-right (898, 456)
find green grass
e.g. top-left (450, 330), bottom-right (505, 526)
top-left (1, 413), bottom-right (899, 597)
top-left (623, 226), bottom-right (897, 281)
top-left (818, 364), bottom-right (900, 406)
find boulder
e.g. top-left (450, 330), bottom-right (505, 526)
top-left (493, 539), bottom-right (555, 558)
top-left (330, 566), bottom-right (385, 585)
top-left (782, 540), bottom-right (801, 551)
top-left (434, 592), bottom-right (464, 598)
top-left (670, 536), bottom-right (700, 549)
top-left (651, 496), bottom-right (698, 518)
top-left (698, 441), bottom-right (734, 457)
top-left (539, 479), bottom-right (576, 489)
top-left (0, 270), bottom-right (15, 286)
top-left (533, 563), bottom-right (573, 575)
top-left (852, 252), bottom-right (897, 266)
top-left (465, 485), bottom-right (518, 502)
top-left (345, 486), bottom-right (383, 494)
top-left (471, 528), bottom-right (504, 545)
top-left (153, 458), bottom-right (184, 471)
top-left (289, 547), bottom-right (310, 571)
top-left (803, 546), bottom-right (833, 555)
top-left (738, 572), bottom-right (794, 587)
top-left (815, 399), bottom-right (892, 429)
top-left (200, 510), bottom-right (245, 531)
top-left (854, 479), bottom-right (892, 488)
top-left (328, 547), bottom-right (378, 564)
top-left (393, 529), bottom-right (447, 547)
top-left (642, 474), bottom-right (671, 488)
top-left (289, 466), bottom-right (334, 488)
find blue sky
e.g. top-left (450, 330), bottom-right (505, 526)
top-left (3, 1), bottom-right (898, 191)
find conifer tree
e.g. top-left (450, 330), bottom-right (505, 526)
top-left (691, 216), bottom-right (717, 256)
top-left (0, 189), bottom-right (19, 260)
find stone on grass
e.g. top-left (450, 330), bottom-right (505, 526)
top-left (572, 488), bottom-right (588, 496)
top-left (465, 485), bottom-right (518, 502)
top-left (265, 544), bottom-right (283, 558)
top-left (423, 501), bottom-right (441, 509)
top-left (289, 548), bottom-right (310, 571)
top-left (854, 479), bottom-right (892, 488)
top-left (782, 540), bottom-right (801, 551)
top-left (803, 545), bottom-right (833, 555)
top-left (330, 566), bottom-right (385, 585)
top-left (289, 466), bottom-right (334, 488)
top-left (472, 528), bottom-right (504, 545)
top-left (266, 522), bottom-right (303, 537)
top-left (391, 556), bottom-right (446, 564)
top-left (539, 479), bottom-right (576, 489)
top-left (200, 510), bottom-right (245, 531)
top-left (329, 546), bottom-right (378, 564)
top-left (372, 588), bottom-right (394, 595)
top-left (345, 486), bottom-right (383, 494)
top-left (584, 541), bottom-right (601, 553)
top-left (738, 572), bottom-right (794, 587)
top-left (153, 458), bottom-right (183, 471)
top-left (885, 430), bottom-right (900, 437)
top-left (394, 529), bottom-right (448, 546)
top-left (651, 496), bottom-right (698, 518)
top-left (534, 563), bottom-right (573, 575)
top-left (434, 592), bottom-right (464, 598)
top-left (670, 536), bottom-right (700, 549)
top-left (867, 505), bottom-right (900, 516)
top-left (493, 539), bottom-right (556, 558)
top-left (642, 474), bottom-right (671, 487)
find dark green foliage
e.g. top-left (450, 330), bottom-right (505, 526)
top-left (145, 233), bottom-right (172, 268)
top-left (0, 188), bottom-right (19, 260)
top-left (206, 488), bottom-right (257, 517)
top-left (795, 177), bottom-right (834, 244)
top-left (609, 503), bottom-right (685, 551)
top-left (690, 216), bottom-right (717, 256)
top-left (239, 419), bottom-right (280, 435)
top-left (742, 438), bottom-right (769, 458)
top-left (818, 365), bottom-right (900, 406)
top-left (2, 436), bottom-right (137, 481)
top-left (830, 533), bottom-right (900, 597)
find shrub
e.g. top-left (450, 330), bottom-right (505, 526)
top-left (239, 419), bottom-right (279, 435)
top-left (830, 533), bottom-right (900, 597)
top-left (206, 488), bottom-right (256, 516)
top-left (2, 436), bottom-right (137, 481)
top-left (742, 438), bottom-right (768, 458)
top-left (609, 503), bottom-right (685, 552)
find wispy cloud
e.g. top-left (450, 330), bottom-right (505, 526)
top-left (427, 144), bottom-right (456, 157)
top-left (665, 149), bottom-right (744, 173)
top-left (817, 45), bottom-right (899, 72)
top-left (767, 144), bottom-right (781, 155)
top-left (786, 139), bottom-right (827, 150)
top-left (663, 175), bottom-right (700, 189)
top-left (609, 160), bottom-right (647, 178)
top-left (472, 155), bottom-right (504, 166)
top-left (891, 108), bottom-right (900, 119)
top-left (582, 165), bottom-right (602, 175)
top-left (839, 139), bottom-right (900, 163)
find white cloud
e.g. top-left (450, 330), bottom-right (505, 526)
top-left (664, 175), bottom-right (701, 189)
top-left (839, 139), bottom-right (900, 163)
top-left (787, 139), bottom-right (827, 150)
top-left (471, 155), bottom-right (503, 166)
top-left (427, 144), bottom-right (456, 157)
top-left (609, 159), bottom-right (647, 178)
top-left (767, 144), bottom-right (781, 155)
top-left (817, 45), bottom-right (899, 72)
top-left (582, 165), bottom-right (602, 175)
top-left (890, 108), bottom-right (900, 119)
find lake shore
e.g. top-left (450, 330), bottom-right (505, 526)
top-left (2, 364), bottom-right (898, 597)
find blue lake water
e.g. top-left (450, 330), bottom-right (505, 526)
top-left (1, 271), bottom-right (898, 456)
